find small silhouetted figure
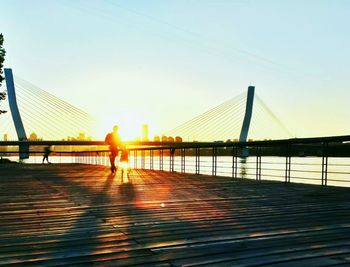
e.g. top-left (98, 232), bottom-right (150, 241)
top-left (105, 125), bottom-right (121, 173)
top-left (43, 146), bottom-right (52, 164)
top-left (120, 147), bottom-right (130, 178)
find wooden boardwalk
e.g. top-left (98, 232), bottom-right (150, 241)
top-left (1, 164), bottom-right (350, 266)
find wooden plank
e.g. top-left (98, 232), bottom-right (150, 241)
top-left (1, 164), bottom-right (350, 266)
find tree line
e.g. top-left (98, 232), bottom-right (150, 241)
top-left (0, 33), bottom-right (6, 115)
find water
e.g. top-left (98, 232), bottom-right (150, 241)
top-left (3, 155), bottom-right (350, 187)
top-left (137, 156), bottom-right (350, 187)
top-left (4, 155), bottom-right (75, 164)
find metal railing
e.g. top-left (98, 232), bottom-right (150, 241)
top-left (1, 135), bottom-right (350, 187)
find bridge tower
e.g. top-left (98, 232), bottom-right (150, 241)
top-left (4, 68), bottom-right (29, 159)
top-left (239, 85), bottom-right (255, 143)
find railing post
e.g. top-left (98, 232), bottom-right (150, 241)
top-left (170, 148), bottom-right (175, 172)
top-left (141, 150), bottom-right (145, 169)
top-left (322, 142), bottom-right (329, 186)
top-left (256, 145), bottom-right (262, 181)
top-left (212, 147), bottom-right (217, 176)
top-left (150, 150), bottom-right (153, 170)
top-left (195, 147), bottom-right (200, 175)
top-left (134, 150), bottom-right (138, 169)
top-left (235, 146), bottom-right (238, 178)
top-left (181, 148), bottom-right (185, 173)
top-left (285, 144), bottom-right (291, 183)
top-left (232, 146), bottom-right (236, 178)
top-left (160, 149), bottom-right (164, 171)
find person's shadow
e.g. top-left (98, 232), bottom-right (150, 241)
top-left (118, 171), bottom-right (136, 202)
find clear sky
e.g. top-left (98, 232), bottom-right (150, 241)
top-left (1, 0), bottom-right (350, 140)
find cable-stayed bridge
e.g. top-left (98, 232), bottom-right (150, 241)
top-left (167, 87), bottom-right (291, 142)
top-left (0, 69), bottom-right (96, 141)
top-left (0, 69), bottom-right (291, 146)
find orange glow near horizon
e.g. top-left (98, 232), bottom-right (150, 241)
top-left (96, 110), bottom-right (155, 141)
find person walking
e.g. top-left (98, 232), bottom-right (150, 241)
top-left (105, 125), bottom-right (121, 173)
top-left (119, 146), bottom-right (130, 179)
top-left (42, 146), bottom-right (52, 164)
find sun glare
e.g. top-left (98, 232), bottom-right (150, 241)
top-left (119, 161), bottom-right (129, 171)
top-left (97, 110), bottom-right (152, 141)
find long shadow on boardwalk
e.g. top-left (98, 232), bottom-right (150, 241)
top-left (7, 165), bottom-right (204, 266)
top-left (30, 168), bottom-right (154, 266)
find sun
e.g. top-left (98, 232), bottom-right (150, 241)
top-left (97, 110), bottom-right (149, 141)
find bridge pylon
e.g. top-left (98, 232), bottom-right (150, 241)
top-left (239, 86), bottom-right (255, 158)
top-left (239, 85), bottom-right (255, 143)
top-left (4, 68), bottom-right (29, 159)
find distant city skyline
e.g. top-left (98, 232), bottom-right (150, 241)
top-left (1, 1), bottom-right (350, 139)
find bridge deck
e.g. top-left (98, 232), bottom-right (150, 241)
top-left (1, 164), bottom-right (350, 266)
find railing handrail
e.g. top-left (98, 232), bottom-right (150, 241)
top-left (0, 134), bottom-right (350, 149)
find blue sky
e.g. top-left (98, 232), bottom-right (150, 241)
top-left (1, 0), bottom-right (350, 139)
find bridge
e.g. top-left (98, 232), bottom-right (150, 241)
top-left (1, 70), bottom-right (350, 266)
top-left (0, 69), bottom-right (96, 143)
top-left (0, 69), bottom-right (291, 145)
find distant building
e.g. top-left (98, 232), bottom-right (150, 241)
top-left (175, 136), bottom-right (183, 142)
top-left (154, 135), bottom-right (160, 142)
top-left (63, 132), bottom-right (91, 141)
top-left (167, 136), bottom-right (174, 142)
top-left (78, 132), bottom-right (86, 141)
top-left (142, 124), bottom-right (149, 141)
top-left (29, 132), bottom-right (38, 141)
top-left (3, 134), bottom-right (8, 141)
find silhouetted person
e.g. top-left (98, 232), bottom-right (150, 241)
top-left (43, 146), bottom-right (52, 164)
top-left (105, 125), bottom-right (121, 173)
top-left (120, 146), bottom-right (130, 179)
